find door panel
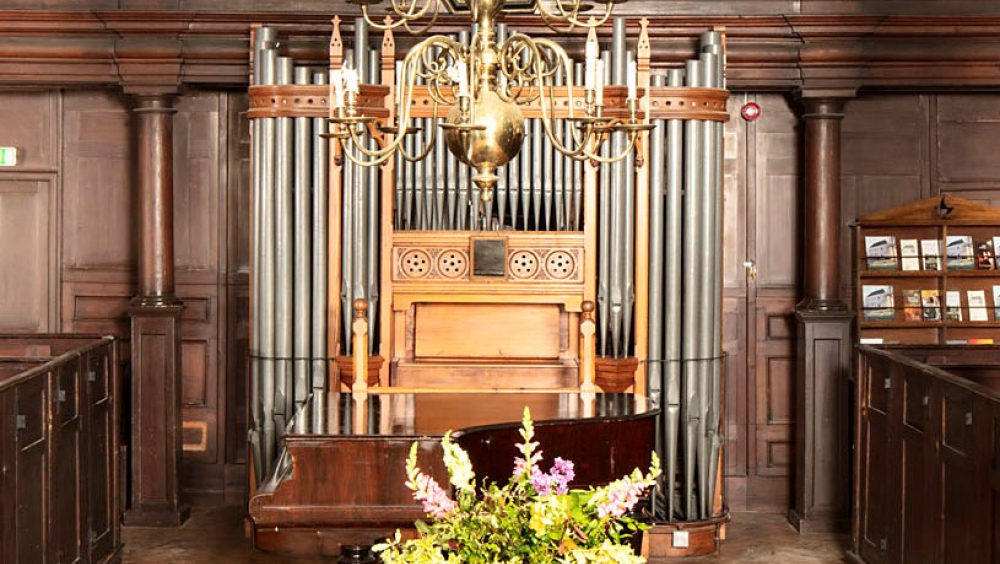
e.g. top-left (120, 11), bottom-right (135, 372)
top-left (744, 93), bottom-right (801, 512)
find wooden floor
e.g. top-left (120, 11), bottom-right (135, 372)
top-left (120, 506), bottom-right (850, 563)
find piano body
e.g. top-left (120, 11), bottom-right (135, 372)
top-left (249, 391), bottom-right (656, 556)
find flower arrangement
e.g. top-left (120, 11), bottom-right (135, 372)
top-left (374, 408), bottom-right (660, 564)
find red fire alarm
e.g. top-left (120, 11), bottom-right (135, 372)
top-left (741, 101), bottom-right (761, 121)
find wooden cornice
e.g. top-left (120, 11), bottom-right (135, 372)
top-left (0, 10), bottom-right (999, 92)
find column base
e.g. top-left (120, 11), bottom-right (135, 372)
top-left (792, 307), bottom-right (853, 535)
top-left (788, 507), bottom-right (848, 534)
top-left (124, 504), bottom-right (190, 527)
top-left (129, 302), bottom-right (186, 528)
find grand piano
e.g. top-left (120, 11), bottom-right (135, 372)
top-left (249, 391), bottom-right (657, 556)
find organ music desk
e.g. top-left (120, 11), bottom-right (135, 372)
top-left (248, 391), bottom-right (657, 557)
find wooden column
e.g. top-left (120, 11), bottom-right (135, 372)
top-left (790, 95), bottom-right (852, 534)
top-left (125, 94), bottom-right (189, 526)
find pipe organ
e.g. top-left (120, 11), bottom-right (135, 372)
top-left (248, 14), bottom-right (728, 532)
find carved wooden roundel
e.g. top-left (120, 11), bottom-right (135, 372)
top-left (401, 249), bottom-right (431, 278)
top-left (509, 250), bottom-right (539, 279)
top-left (436, 249), bottom-right (468, 278)
top-left (544, 250), bottom-right (575, 279)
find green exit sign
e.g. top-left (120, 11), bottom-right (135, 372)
top-left (0, 147), bottom-right (16, 167)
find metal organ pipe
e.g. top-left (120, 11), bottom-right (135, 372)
top-left (274, 55), bottom-right (294, 437)
top-left (293, 65), bottom-right (313, 429)
top-left (352, 46), bottom-right (369, 357)
top-left (597, 48), bottom-right (611, 356)
top-left (664, 68), bottom-right (686, 520)
top-left (622, 47), bottom-right (637, 361)
top-left (646, 70), bottom-right (666, 491)
top-left (251, 27), bottom-right (278, 481)
top-left (702, 31), bottom-right (725, 520)
top-left (366, 46), bottom-right (381, 354)
top-left (311, 71), bottom-right (329, 431)
top-left (341, 48), bottom-right (356, 354)
top-left (681, 57), bottom-right (703, 520)
top-left (573, 62), bottom-right (584, 232)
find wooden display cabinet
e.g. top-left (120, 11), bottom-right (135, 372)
top-left (854, 195), bottom-right (1000, 345)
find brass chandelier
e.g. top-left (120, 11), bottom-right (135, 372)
top-left (327, 0), bottom-right (651, 201)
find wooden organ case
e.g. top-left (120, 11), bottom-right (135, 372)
top-left (246, 15), bottom-right (729, 556)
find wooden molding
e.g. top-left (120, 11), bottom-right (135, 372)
top-left (2, 11), bottom-right (1000, 92)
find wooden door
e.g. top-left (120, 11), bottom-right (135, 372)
top-left (741, 93), bottom-right (801, 512)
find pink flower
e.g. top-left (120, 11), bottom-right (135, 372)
top-left (529, 457), bottom-right (576, 496)
top-left (596, 475), bottom-right (649, 519)
top-left (407, 472), bottom-right (458, 519)
top-left (513, 450), bottom-right (543, 479)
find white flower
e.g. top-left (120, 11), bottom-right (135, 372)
top-left (441, 431), bottom-right (476, 493)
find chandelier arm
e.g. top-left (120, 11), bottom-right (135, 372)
top-left (502, 34), bottom-right (550, 105)
top-left (329, 50), bottom-right (424, 167)
top-left (403, 114), bottom-right (441, 163)
top-left (525, 38), bottom-right (591, 159)
top-left (359, 5), bottom-right (407, 30)
top-left (402, 3), bottom-right (441, 36)
top-left (535, 1), bottom-right (613, 32)
top-left (392, 0), bottom-right (431, 19)
top-left (534, 1), bottom-right (578, 34)
top-left (581, 129), bottom-right (641, 164)
top-left (409, 36), bottom-right (465, 106)
top-left (339, 138), bottom-right (395, 167)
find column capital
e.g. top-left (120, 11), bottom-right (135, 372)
top-left (129, 93), bottom-right (179, 113)
top-left (115, 37), bottom-right (183, 96)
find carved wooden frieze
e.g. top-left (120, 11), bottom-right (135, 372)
top-left (247, 84), bottom-right (390, 119)
top-left (647, 87), bottom-right (729, 122)
top-left (392, 236), bottom-right (584, 284)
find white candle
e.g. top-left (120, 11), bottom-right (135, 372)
top-left (332, 69), bottom-right (344, 108)
top-left (457, 61), bottom-right (469, 97)
top-left (328, 69), bottom-right (340, 117)
top-left (344, 62), bottom-right (359, 94)
top-left (594, 59), bottom-right (604, 105)
top-left (627, 58), bottom-right (637, 100)
top-left (585, 36), bottom-right (598, 91)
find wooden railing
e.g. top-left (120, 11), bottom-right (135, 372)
top-left (853, 345), bottom-right (1000, 564)
top-left (0, 334), bottom-right (121, 564)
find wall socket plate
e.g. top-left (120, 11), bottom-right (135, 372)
top-left (672, 530), bottom-right (690, 548)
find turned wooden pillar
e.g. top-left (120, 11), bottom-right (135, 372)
top-left (125, 94), bottom-right (189, 526)
top-left (791, 96), bottom-right (852, 534)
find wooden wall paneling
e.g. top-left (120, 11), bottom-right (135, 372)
top-left (800, 1), bottom-right (1000, 15)
top-left (841, 93), bottom-right (932, 291)
top-left (0, 175), bottom-right (56, 333)
top-left (61, 274), bottom-right (133, 336)
top-left (60, 89), bottom-right (135, 337)
top-left (225, 92), bottom-right (250, 494)
top-left (174, 92), bottom-right (221, 274)
top-left (172, 91), bottom-right (241, 503)
top-left (61, 90), bottom-right (133, 269)
top-left (0, 91), bottom-right (59, 333)
top-left (0, 91), bottom-right (58, 170)
top-left (6, 0), bottom-right (994, 16)
top-left (754, 95), bottom-right (799, 290)
top-left (934, 94), bottom-right (1000, 197)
